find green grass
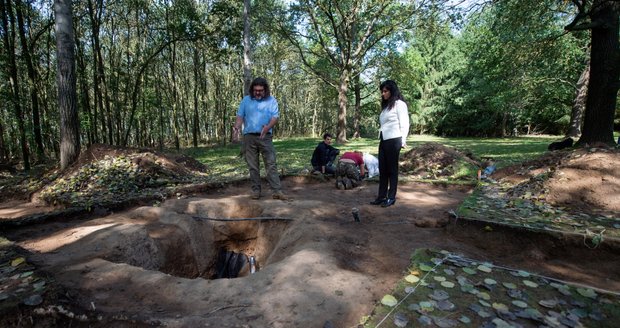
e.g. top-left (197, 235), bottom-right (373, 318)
top-left (409, 135), bottom-right (558, 169)
top-left (182, 135), bottom-right (559, 182)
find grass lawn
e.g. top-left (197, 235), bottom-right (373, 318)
top-left (183, 135), bottom-right (559, 182)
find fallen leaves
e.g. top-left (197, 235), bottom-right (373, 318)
top-left (363, 249), bottom-right (620, 327)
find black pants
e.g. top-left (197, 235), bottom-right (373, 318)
top-left (377, 135), bottom-right (402, 199)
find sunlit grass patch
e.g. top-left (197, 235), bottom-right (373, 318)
top-left (183, 135), bottom-right (558, 183)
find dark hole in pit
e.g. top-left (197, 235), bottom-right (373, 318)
top-left (212, 248), bottom-right (253, 279)
top-left (131, 217), bottom-right (291, 280)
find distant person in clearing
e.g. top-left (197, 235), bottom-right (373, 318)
top-left (233, 77), bottom-right (287, 200)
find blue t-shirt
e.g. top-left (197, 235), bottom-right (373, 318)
top-left (236, 95), bottom-right (279, 134)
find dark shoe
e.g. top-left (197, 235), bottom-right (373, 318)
top-left (370, 198), bottom-right (386, 205)
top-left (381, 198), bottom-right (396, 207)
top-left (343, 177), bottom-right (353, 190)
top-left (272, 191), bottom-right (288, 200)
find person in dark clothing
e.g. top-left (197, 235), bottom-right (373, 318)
top-left (311, 133), bottom-right (339, 175)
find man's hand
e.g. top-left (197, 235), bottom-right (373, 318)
top-left (260, 125), bottom-right (269, 139)
top-left (232, 127), bottom-right (240, 142)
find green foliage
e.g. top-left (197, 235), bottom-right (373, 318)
top-left (378, 0), bottom-right (590, 137)
top-left (1, 0), bottom-right (604, 167)
top-left (183, 134), bottom-right (556, 183)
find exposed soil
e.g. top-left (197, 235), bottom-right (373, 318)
top-left (495, 147), bottom-right (620, 215)
top-left (400, 142), bottom-right (480, 178)
top-left (1, 144), bottom-right (619, 327)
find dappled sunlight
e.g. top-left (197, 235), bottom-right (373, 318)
top-left (22, 223), bottom-right (120, 253)
top-left (0, 200), bottom-right (55, 219)
top-left (180, 135), bottom-right (557, 183)
top-left (6, 144), bottom-right (619, 326)
top-left (542, 262), bottom-right (620, 292)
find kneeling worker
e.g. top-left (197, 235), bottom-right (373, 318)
top-left (336, 151), bottom-right (365, 189)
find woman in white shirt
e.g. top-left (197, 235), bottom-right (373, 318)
top-left (370, 80), bottom-right (410, 207)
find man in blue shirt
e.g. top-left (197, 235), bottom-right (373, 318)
top-left (233, 77), bottom-right (287, 200)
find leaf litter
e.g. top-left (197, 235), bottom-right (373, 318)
top-left (0, 237), bottom-right (49, 310)
top-left (456, 148), bottom-right (620, 242)
top-left (363, 249), bottom-right (620, 327)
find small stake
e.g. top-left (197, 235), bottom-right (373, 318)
top-left (352, 207), bottom-right (360, 222)
top-left (249, 256), bottom-right (256, 274)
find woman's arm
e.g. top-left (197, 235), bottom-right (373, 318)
top-left (396, 101), bottom-right (410, 147)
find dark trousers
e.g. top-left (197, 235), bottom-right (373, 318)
top-left (243, 134), bottom-right (281, 192)
top-left (377, 136), bottom-right (402, 199)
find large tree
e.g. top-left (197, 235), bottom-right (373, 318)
top-left (1, 0), bottom-right (30, 170)
top-left (54, 0), bottom-right (80, 169)
top-left (242, 0), bottom-right (252, 96)
top-left (278, 0), bottom-right (417, 143)
top-left (565, 0), bottom-right (620, 145)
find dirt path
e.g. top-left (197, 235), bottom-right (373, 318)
top-left (3, 177), bottom-right (620, 327)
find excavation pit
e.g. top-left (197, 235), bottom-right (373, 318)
top-left (96, 199), bottom-right (292, 280)
top-left (4, 179), bottom-right (620, 328)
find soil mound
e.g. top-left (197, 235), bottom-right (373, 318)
top-left (30, 144), bottom-right (209, 207)
top-left (400, 142), bottom-right (480, 179)
top-left (496, 147), bottom-right (620, 214)
top-left (74, 143), bottom-right (208, 174)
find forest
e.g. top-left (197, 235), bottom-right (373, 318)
top-left (1, 0), bottom-right (619, 170)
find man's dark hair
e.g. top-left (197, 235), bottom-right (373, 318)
top-left (250, 77), bottom-right (271, 97)
top-left (380, 80), bottom-right (405, 110)
top-left (323, 133), bottom-right (333, 140)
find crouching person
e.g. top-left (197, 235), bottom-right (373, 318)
top-left (335, 151), bottom-right (365, 190)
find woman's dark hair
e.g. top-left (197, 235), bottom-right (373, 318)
top-left (322, 133), bottom-right (333, 140)
top-left (380, 80), bottom-right (405, 110)
top-left (250, 77), bottom-right (271, 97)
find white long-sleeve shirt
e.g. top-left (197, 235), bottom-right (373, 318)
top-left (363, 153), bottom-right (379, 178)
top-left (379, 99), bottom-right (410, 145)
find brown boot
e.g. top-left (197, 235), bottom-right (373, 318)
top-left (272, 191), bottom-right (288, 200)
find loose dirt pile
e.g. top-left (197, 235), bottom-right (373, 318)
top-left (495, 147), bottom-right (620, 214)
top-left (27, 144), bottom-right (209, 208)
top-left (400, 142), bottom-right (480, 180)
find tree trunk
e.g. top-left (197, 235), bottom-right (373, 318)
top-left (242, 0), bottom-right (252, 96)
top-left (352, 74), bottom-right (361, 139)
top-left (501, 111), bottom-right (508, 137)
top-left (336, 70), bottom-right (350, 143)
top-left (192, 48), bottom-right (200, 147)
top-left (0, 119), bottom-right (7, 162)
top-left (54, 0), bottom-right (80, 169)
top-left (87, 0), bottom-right (107, 144)
top-left (75, 26), bottom-right (94, 147)
top-left (578, 0), bottom-right (619, 145)
top-left (567, 61), bottom-right (589, 138)
top-left (15, 0), bottom-right (45, 161)
top-left (1, 0), bottom-right (30, 171)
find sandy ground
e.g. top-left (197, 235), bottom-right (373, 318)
top-left (3, 176), bottom-right (620, 327)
